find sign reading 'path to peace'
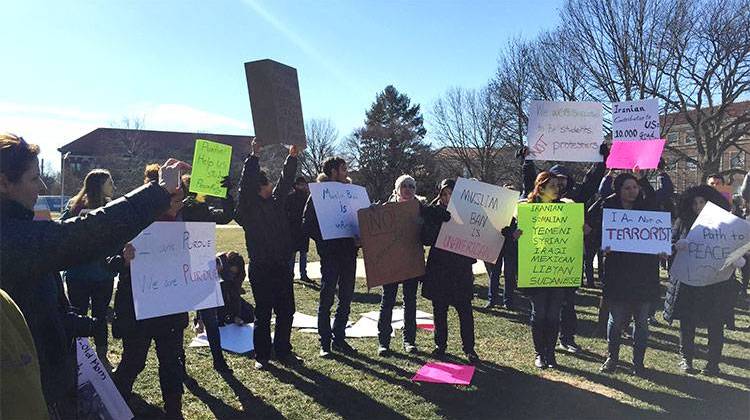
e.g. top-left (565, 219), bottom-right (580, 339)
top-left (517, 203), bottom-right (583, 288)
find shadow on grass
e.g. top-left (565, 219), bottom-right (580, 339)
top-left (128, 394), bottom-right (164, 420)
top-left (183, 373), bottom-right (284, 420)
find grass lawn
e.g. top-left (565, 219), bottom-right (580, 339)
top-left (103, 228), bottom-right (750, 420)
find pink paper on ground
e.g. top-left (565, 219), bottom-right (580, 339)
top-left (417, 323), bottom-right (434, 332)
top-left (606, 139), bottom-right (666, 169)
top-left (412, 362), bottom-right (475, 385)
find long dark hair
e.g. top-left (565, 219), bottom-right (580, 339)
top-left (527, 171), bottom-right (556, 202)
top-left (678, 185), bottom-right (732, 227)
top-left (69, 169), bottom-right (112, 212)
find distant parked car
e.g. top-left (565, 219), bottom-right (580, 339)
top-left (36, 195), bottom-right (71, 213)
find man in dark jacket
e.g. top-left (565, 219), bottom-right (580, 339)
top-left (235, 140), bottom-right (300, 369)
top-left (0, 133), bottom-right (185, 418)
top-left (286, 176), bottom-right (312, 282)
top-left (303, 157), bottom-right (359, 358)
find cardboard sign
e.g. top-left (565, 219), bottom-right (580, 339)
top-left (358, 200), bottom-right (425, 288)
top-left (412, 362), bottom-right (475, 385)
top-left (245, 59), bottom-right (306, 146)
top-left (670, 201), bottom-right (750, 287)
top-left (308, 182), bottom-right (371, 240)
top-left (130, 222), bottom-right (224, 320)
top-left (602, 209), bottom-right (672, 255)
top-left (189, 139), bottom-right (232, 198)
top-left (76, 338), bottom-right (133, 420)
top-left (526, 101), bottom-right (603, 162)
top-left (606, 139), bottom-right (665, 169)
top-left (612, 99), bottom-right (660, 141)
top-left (434, 178), bottom-right (518, 263)
top-left (517, 203), bottom-right (584, 288)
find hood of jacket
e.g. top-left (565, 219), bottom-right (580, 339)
top-left (316, 173), bottom-right (352, 184)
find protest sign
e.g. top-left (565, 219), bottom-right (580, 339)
top-left (435, 178), bottom-right (518, 263)
top-left (412, 362), bottom-right (475, 385)
top-left (358, 200), bottom-right (425, 288)
top-left (671, 201), bottom-right (750, 287)
top-left (245, 59), bottom-right (306, 146)
top-left (189, 139), bottom-right (232, 198)
top-left (526, 101), bottom-right (603, 162)
top-left (612, 99), bottom-right (660, 141)
top-left (130, 222), bottom-right (223, 320)
top-left (76, 338), bottom-right (133, 420)
top-left (308, 182), bottom-right (371, 240)
top-left (517, 203), bottom-right (583, 288)
top-left (602, 209), bottom-right (672, 255)
top-left (606, 139), bottom-right (665, 169)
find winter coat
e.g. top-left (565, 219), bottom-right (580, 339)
top-left (0, 182), bottom-right (170, 406)
top-left (302, 174), bottom-right (358, 260)
top-left (59, 203), bottom-right (117, 285)
top-left (522, 160), bottom-right (605, 206)
top-left (420, 203), bottom-right (476, 304)
top-left (587, 178), bottom-right (661, 303)
top-left (181, 194), bottom-right (234, 225)
top-left (286, 189), bottom-right (310, 252)
top-left (235, 154), bottom-right (297, 266)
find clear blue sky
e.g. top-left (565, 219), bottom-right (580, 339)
top-left (1, 0), bottom-right (563, 169)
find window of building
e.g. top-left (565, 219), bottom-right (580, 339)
top-left (666, 133), bottom-right (678, 144)
top-left (684, 133), bottom-right (696, 144)
top-left (686, 160), bottom-right (697, 170)
top-left (730, 151), bottom-right (746, 169)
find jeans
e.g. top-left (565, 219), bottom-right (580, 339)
top-left (249, 262), bottom-right (295, 361)
top-left (559, 288), bottom-right (578, 344)
top-left (607, 300), bottom-right (650, 366)
top-left (197, 307), bottom-right (226, 366)
top-left (289, 251), bottom-right (308, 278)
top-left (114, 328), bottom-right (185, 399)
top-left (503, 252), bottom-right (517, 306)
top-left (529, 289), bottom-right (565, 357)
top-left (432, 299), bottom-right (475, 354)
top-left (485, 261), bottom-right (502, 303)
top-left (67, 279), bottom-right (113, 355)
top-left (378, 278), bottom-right (418, 348)
top-left (318, 253), bottom-right (357, 345)
top-left (583, 247), bottom-right (597, 286)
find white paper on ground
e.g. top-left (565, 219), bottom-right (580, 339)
top-left (188, 325), bottom-right (256, 353)
top-left (291, 312), bottom-right (318, 329)
top-left (361, 308), bottom-right (433, 323)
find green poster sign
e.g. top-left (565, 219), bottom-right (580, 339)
top-left (189, 139), bottom-right (232, 198)
top-left (517, 203), bottom-right (584, 288)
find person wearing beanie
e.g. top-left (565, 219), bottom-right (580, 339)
top-left (377, 175), bottom-right (425, 356)
top-left (420, 179), bottom-right (480, 364)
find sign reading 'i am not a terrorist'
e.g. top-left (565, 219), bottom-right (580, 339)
top-left (517, 203), bottom-right (583, 288)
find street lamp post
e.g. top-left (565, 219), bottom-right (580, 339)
top-left (60, 151), bottom-right (70, 211)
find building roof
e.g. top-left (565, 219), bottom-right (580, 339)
top-left (661, 101), bottom-right (750, 128)
top-left (58, 127), bottom-right (253, 156)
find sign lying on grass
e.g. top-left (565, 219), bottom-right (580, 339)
top-left (671, 201), bottom-right (750, 287)
top-left (76, 338), bottom-right (133, 420)
top-left (358, 199), bottom-right (425, 288)
top-left (189, 139), bottom-right (232, 198)
top-left (435, 178), bottom-right (518, 263)
top-left (606, 139), bottom-right (665, 170)
top-left (611, 98), bottom-right (660, 141)
top-left (517, 203), bottom-right (583, 288)
top-left (601, 209), bottom-right (672, 255)
top-left (131, 222), bottom-right (223, 320)
top-left (308, 182), bottom-right (371, 240)
top-left (526, 101), bottom-right (603, 162)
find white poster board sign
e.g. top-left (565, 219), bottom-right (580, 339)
top-left (131, 222), bottom-right (223, 320)
top-left (435, 178), bottom-right (518, 263)
top-left (308, 182), bottom-right (371, 240)
top-left (601, 209), bottom-right (672, 255)
top-left (526, 100), bottom-right (603, 162)
top-left (76, 338), bottom-right (133, 420)
top-left (671, 202), bottom-right (750, 287)
top-left (612, 99), bottom-right (660, 141)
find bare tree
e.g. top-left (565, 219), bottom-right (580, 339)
top-left (300, 119), bottom-right (339, 179)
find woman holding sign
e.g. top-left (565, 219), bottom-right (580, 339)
top-left (588, 172), bottom-right (662, 376)
top-left (421, 179), bottom-right (480, 364)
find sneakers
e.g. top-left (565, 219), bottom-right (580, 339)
top-left (466, 351), bottom-right (480, 365)
top-left (557, 341), bottom-right (581, 353)
top-left (431, 346), bottom-right (446, 358)
top-left (319, 343), bottom-right (332, 359)
top-left (534, 354), bottom-right (546, 369)
top-left (377, 346), bottom-right (390, 357)
top-left (332, 340), bottom-right (358, 355)
top-left (600, 357), bottom-right (617, 373)
top-left (678, 358), bottom-right (697, 374)
top-left (254, 359), bottom-right (268, 370)
top-left (403, 343), bottom-right (417, 354)
top-left (278, 353), bottom-right (304, 366)
top-left (546, 353), bottom-right (558, 369)
top-left (484, 301), bottom-right (497, 309)
top-left (702, 363), bottom-right (720, 376)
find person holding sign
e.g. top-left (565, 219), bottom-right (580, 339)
top-left (376, 174), bottom-right (425, 357)
top-left (587, 171), bottom-right (664, 376)
top-left (421, 179), bottom-right (480, 364)
top-left (235, 140), bottom-right (301, 369)
top-left (303, 156), bottom-right (361, 358)
top-left (665, 185), bottom-right (739, 375)
top-left (111, 172), bottom-right (192, 419)
top-left (0, 133), bottom-right (189, 419)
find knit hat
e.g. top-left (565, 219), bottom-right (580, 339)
top-left (394, 174), bottom-right (416, 196)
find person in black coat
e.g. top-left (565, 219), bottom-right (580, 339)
top-left (588, 171), bottom-right (665, 376)
top-left (215, 252), bottom-right (254, 326)
top-left (235, 140), bottom-right (300, 369)
top-left (421, 179), bottom-right (480, 364)
top-left (286, 176), bottom-right (312, 282)
top-left (0, 133), bottom-right (187, 419)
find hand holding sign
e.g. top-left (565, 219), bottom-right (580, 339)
top-left (190, 140), bottom-right (233, 198)
top-left (159, 158), bottom-right (192, 195)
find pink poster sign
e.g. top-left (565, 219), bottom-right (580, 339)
top-left (606, 139), bottom-right (666, 169)
top-left (412, 362), bottom-right (475, 385)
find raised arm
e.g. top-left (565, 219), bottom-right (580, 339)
top-left (272, 145), bottom-right (299, 202)
top-left (235, 141), bottom-right (262, 225)
top-left (302, 195), bottom-right (322, 243)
